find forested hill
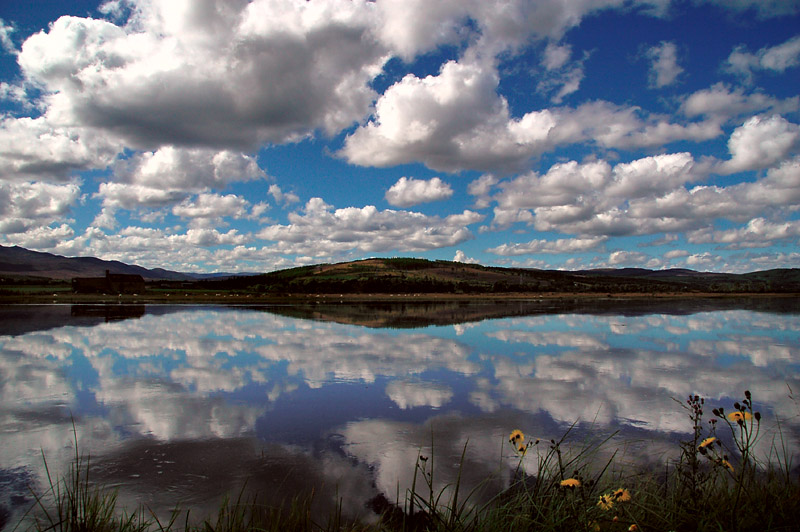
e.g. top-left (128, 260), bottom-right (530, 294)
top-left (2, 245), bottom-right (798, 294)
top-left (195, 257), bottom-right (800, 294)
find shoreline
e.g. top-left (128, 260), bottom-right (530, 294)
top-left (1, 291), bottom-right (798, 305)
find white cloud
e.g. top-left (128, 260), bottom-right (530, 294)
top-left (453, 249), bottom-right (480, 264)
top-left (608, 250), bottom-right (650, 266)
top-left (0, 116), bottom-right (123, 182)
top-left (686, 251), bottom-right (720, 270)
top-left (699, 0), bottom-right (800, 18)
top-left (537, 42), bottom-right (586, 103)
top-left (646, 41), bottom-right (683, 88)
top-left (172, 193), bottom-right (251, 227)
top-left (488, 236), bottom-right (607, 256)
top-left (341, 59), bottom-right (719, 174)
top-left (467, 174), bottom-right (498, 209)
top-left (257, 199), bottom-right (484, 259)
top-left (687, 218), bottom-right (800, 249)
top-left (719, 115), bottom-right (800, 174)
top-left (268, 184), bottom-right (300, 206)
top-left (15, 2), bottom-right (385, 151)
top-left (663, 249), bottom-right (689, 260)
top-left (385, 177), bottom-right (453, 207)
top-left (0, 181), bottom-right (81, 234)
top-left (726, 35), bottom-right (800, 81)
top-left (111, 147), bottom-right (266, 191)
top-left (0, 18), bottom-right (16, 53)
top-left (1, 223), bottom-right (76, 250)
top-left (94, 147), bottom-right (268, 214)
top-left (681, 83), bottom-right (800, 122)
top-left (542, 42), bottom-right (571, 70)
top-left (490, 153), bottom-right (700, 234)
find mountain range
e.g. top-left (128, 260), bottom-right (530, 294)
top-left (1, 244), bottom-right (799, 294)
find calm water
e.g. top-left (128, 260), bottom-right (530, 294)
top-left (1, 299), bottom-right (799, 527)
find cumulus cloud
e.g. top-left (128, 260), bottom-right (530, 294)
top-left (681, 83), bottom-right (800, 123)
top-left (385, 177), bottom-right (453, 207)
top-left (608, 250), bottom-right (651, 266)
top-left (688, 218), bottom-right (800, 249)
top-left (477, 146), bottom-right (800, 247)
top-left (341, 59), bottom-right (719, 174)
top-left (172, 193), bottom-right (251, 228)
top-left (0, 116), bottom-right (123, 182)
top-left (490, 153), bottom-right (699, 233)
top-left (256, 198), bottom-right (484, 259)
top-left (453, 249), bottom-right (480, 264)
top-left (646, 41), bottom-right (683, 88)
top-left (719, 115), bottom-right (800, 174)
top-left (0, 181), bottom-right (81, 234)
top-left (92, 147), bottom-right (267, 220)
top-left (16, 2), bottom-right (385, 150)
top-left (488, 236), bottom-right (607, 256)
top-left (726, 35), bottom-right (800, 82)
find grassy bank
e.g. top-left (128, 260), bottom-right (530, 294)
top-left (16, 391), bottom-right (800, 532)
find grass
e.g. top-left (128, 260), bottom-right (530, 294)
top-left (15, 390), bottom-right (800, 532)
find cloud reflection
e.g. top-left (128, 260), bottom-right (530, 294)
top-left (1, 304), bottom-right (799, 525)
top-left (386, 379), bottom-right (454, 409)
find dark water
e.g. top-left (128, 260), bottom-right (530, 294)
top-left (1, 299), bottom-right (799, 527)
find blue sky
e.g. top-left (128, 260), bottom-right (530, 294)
top-left (0, 0), bottom-right (798, 274)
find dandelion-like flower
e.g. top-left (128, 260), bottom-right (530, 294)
top-left (698, 437), bottom-right (716, 449)
top-left (597, 494), bottom-right (614, 511)
top-left (720, 459), bottom-right (734, 472)
top-left (560, 478), bottom-right (581, 488)
top-left (613, 488), bottom-right (631, 502)
top-left (509, 429), bottom-right (524, 444)
top-left (727, 411), bottom-right (752, 422)
top-left (516, 442), bottom-right (527, 455)
top-left (628, 525), bottom-right (639, 532)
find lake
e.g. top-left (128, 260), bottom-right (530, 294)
top-left (1, 298), bottom-right (799, 528)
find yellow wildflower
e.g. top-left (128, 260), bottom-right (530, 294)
top-left (516, 442), bottom-right (527, 455)
top-left (721, 459), bottom-right (734, 472)
top-left (629, 525), bottom-right (639, 532)
top-left (727, 411), bottom-right (752, 422)
top-left (509, 429), bottom-right (524, 444)
top-left (560, 478), bottom-right (581, 488)
top-left (698, 437), bottom-right (716, 449)
top-left (597, 493), bottom-right (614, 511)
top-left (613, 488), bottom-right (631, 502)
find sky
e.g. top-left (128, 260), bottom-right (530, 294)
top-left (0, 0), bottom-right (798, 274)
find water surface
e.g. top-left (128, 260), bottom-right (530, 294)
top-left (1, 299), bottom-right (798, 527)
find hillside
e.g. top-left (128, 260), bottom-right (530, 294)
top-left (196, 257), bottom-right (800, 294)
top-left (2, 246), bottom-right (799, 294)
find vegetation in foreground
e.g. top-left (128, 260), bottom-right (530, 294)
top-left (16, 391), bottom-right (800, 532)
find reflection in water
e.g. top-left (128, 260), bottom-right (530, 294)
top-left (1, 301), bottom-right (799, 527)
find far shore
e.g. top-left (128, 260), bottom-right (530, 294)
top-left (1, 290), bottom-right (798, 305)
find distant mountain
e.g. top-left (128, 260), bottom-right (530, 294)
top-left (2, 246), bottom-right (799, 293)
top-left (0, 245), bottom-right (195, 281)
